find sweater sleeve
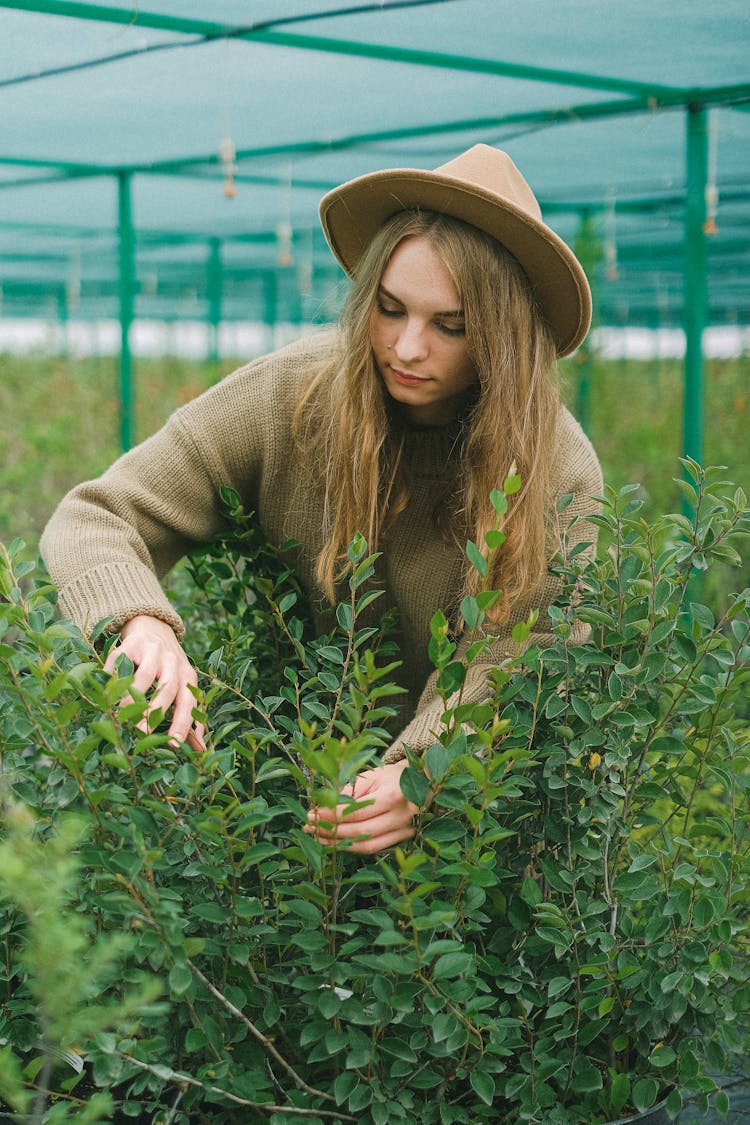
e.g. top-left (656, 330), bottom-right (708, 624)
top-left (381, 415), bottom-right (603, 764)
top-left (39, 334), bottom-right (325, 638)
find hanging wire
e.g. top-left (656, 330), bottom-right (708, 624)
top-left (0, 0), bottom-right (461, 90)
top-left (218, 37), bottom-right (238, 199)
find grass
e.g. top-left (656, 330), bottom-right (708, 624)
top-left (2, 343), bottom-right (748, 610)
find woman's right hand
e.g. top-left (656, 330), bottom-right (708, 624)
top-left (103, 615), bottom-right (205, 751)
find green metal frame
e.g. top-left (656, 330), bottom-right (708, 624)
top-left (3, 0), bottom-right (749, 455)
top-left (683, 106), bottom-right (708, 470)
top-left (117, 170), bottom-right (134, 451)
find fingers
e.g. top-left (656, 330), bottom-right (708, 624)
top-left (306, 760), bottom-right (420, 854)
top-left (306, 810), bottom-right (416, 854)
top-left (103, 615), bottom-right (206, 749)
top-left (310, 808), bottom-right (412, 841)
top-left (165, 670), bottom-right (203, 749)
top-left (321, 825), bottom-right (416, 855)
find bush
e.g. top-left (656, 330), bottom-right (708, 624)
top-left (0, 462), bottom-right (748, 1123)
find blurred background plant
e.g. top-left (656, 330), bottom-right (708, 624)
top-left (2, 349), bottom-right (748, 615)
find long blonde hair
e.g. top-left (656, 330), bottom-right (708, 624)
top-left (295, 209), bottom-right (560, 624)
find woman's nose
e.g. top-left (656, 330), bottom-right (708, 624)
top-left (394, 318), bottom-right (428, 363)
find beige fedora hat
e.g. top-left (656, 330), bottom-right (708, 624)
top-left (319, 144), bottom-right (591, 357)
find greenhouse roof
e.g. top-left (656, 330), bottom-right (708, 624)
top-left (1, 0), bottom-right (749, 335)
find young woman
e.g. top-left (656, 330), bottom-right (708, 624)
top-left (40, 144), bottom-right (603, 854)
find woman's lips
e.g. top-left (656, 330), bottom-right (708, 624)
top-left (391, 367), bottom-right (430, 387)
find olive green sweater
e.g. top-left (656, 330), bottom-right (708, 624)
top-left (40, 330), bottom-right (603, 763)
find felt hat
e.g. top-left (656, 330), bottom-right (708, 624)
top-left (319, 143), bottom-right (591, 357)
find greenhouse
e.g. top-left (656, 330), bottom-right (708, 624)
top-left (2, 0), bottom-right (749, 453)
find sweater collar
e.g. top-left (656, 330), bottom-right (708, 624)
top-left (401, 421), bottom-right (465, 479)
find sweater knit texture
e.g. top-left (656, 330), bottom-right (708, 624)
top-left (41, 329), bottom-right (603, 763)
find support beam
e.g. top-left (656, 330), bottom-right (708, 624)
top-left (683, 105), bottom-right (708, 471)
top-left (117, 170), bottom-right (135, 452)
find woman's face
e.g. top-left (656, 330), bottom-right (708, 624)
top-left (369, 235), bottom-right (478, 427)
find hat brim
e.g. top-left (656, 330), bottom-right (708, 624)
top-left (319, 168), bottom-right (591, 358)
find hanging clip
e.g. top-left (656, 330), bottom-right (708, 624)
top-left (703, 109), bottom-right (719, 235)
top-left (219, 137), bottom-right (237, 199)
top-left (604, 194), bottom-right (619, 281)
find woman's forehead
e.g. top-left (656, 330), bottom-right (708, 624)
top-left (379, 236), bottom-right (462, 311)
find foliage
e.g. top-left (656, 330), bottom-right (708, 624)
top-left (0, 804), bottom-right (159, 1124)
top-left (0, 462), bottom-right (749, 1123)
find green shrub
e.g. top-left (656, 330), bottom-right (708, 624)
top-left (0, 462), bottom-right (748, 1124)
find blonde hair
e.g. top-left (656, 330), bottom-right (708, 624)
top-left (294, 209), bottom-right (560, 624)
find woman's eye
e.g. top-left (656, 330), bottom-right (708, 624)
top-left (376, 300), bottom-right (403, 318)
top-left (436, 319), bottom-right (466, 337)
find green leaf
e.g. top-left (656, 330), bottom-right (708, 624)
top-left (336, 602), bottom-right (353, 631)
top-left (168, 963), bottom-right (193, 997)
top-left (598, 995), bottom-right (615, 1018)
top-left (666, 1089), bottom-right (683, 1117)
top-left (278, 592), bottom-right (297, 614)
top-left (466, 539), bottom-right (487, 578)
top-left (610, 1072), bottom-right (631, 1116)
top-left (689, 602), bottom-right (715, 631)
top-left (503, 469), bottom-right (522, 495)
top-left (661, 972), bottom-right (685, 995)
top-left (650, 1044), bottom-right (676, 1068)
top-left (400, 766), bottom-right (431, 807)
top-left (476, 589), bottom-right (501, 611)
top-left (333, 1070), bottom-right (359, 1102)
top-left (485, 528), bottom-right (506, 550)
top-left (570, 1060), bottom-right (603, 1093)
top-left (190, 902), bottom-right (229, 923)
top-left (175, 762), bottom-right (199, 789)
top-left (547, 977), bottom-right (572, 999)
top-left (425, 743), bottom-right (451, 783)
top-left (432, 952), bottom-right (474, 980)
top-left (318, 988), bottom-right (341, 1019)
top-left (521, 877), bottom-right (542, 907)
top-left (693, 897), bottom-right (715, 927)
top-left (608, 671), bottom-right (623, 701)
top-left (490, 488), bottom-right (509, 516)
top-left (650, 735), bottom-right (685, 755)
top-left (460, 595), bottom-right (479, 630)
top-left (632, 1078), bottom-right (659, 1112)
top-left (470, 1069), bottom-right (495, 1106)
top-left (512, 620), bottom-right (531, 645)
top-left (185, 1028), bottom-right (207, 1052)
top-left (628, 853), bottom-right (657, 872)
top-left (438, 660), bottom-right (465, 696)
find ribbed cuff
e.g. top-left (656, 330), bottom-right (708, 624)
top-left (56, 562), bottom-right (185, 640)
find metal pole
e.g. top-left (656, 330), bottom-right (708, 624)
top-left (57, 284), bottom-right (68, 357)
top-left (117, 169), bottom-right (135, 452)
top-left (263, 269), bottom-right (277, 351)
top-left (207, 237), bottom-right (222, 365)
top-left (683, 105), bottom-right (708, 471)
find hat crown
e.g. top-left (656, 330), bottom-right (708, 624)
top-left (435, 144), bottom-right (542, 222)
top-left (318, 143), bottom-right (591, 356)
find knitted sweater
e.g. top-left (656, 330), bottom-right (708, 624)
top-left (40, 329), bottom-right (603, 763)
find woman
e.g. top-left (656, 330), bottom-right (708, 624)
top-left (40, 144), bottom-right (602, 854)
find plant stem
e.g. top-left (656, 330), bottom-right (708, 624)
top-left (187, 958), bottom-right (336, 1103)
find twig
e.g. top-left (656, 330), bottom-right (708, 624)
top-left (187, 958), bottom-right (336, 1103)
top-left (120, 1054), bottom-right (354, 1120)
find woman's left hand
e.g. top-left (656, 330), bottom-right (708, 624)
top-left (306, 758), bottom-right (420, 854)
